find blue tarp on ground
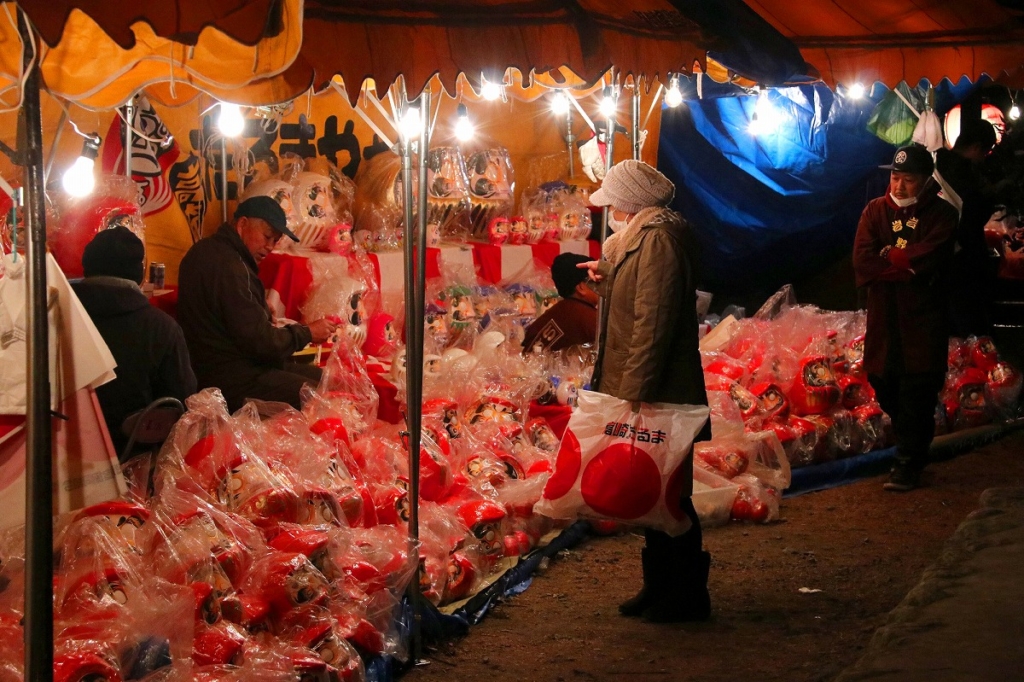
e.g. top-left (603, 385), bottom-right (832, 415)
top-left (657, 77), bottom-right (982, 296)
top-left (367, 521), bottom-right (592, 680)
top-left (784, 420), bottom-right (1023, 497)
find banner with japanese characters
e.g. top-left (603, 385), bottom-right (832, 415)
top-left (0, 80), bottom-right (662, 284)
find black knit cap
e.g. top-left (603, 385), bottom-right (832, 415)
top-left (234, 195), bottom-right (299, 242)
top-left (81, 226), bottom-right (145, 284)
top-left (551, 253), bottom-right (591, 299)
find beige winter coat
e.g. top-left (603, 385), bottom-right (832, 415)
top-left (593, 218), bottom-right (708, 408)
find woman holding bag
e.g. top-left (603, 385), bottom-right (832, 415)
top-left (579, 159), bottom-right (712, 623)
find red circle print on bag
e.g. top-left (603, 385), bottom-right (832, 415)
top-left (542, 429), bottom-right (582, 500)
top-left (581, 443), bottom-right (660, 519)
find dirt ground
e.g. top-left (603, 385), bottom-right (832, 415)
top-left (403, 428), bottom-right (1024, 682)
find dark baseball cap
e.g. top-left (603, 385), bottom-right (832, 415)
top-left (879, 145), bottom-right (934, 176)
top-left (234, 195), bottom-right (299, 242)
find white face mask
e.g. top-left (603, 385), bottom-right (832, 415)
top-left (608, 214), bottom-right (630, 233)
top-left (889, 193), bottom-right (918, 208)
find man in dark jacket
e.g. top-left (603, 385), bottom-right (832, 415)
top-left (177, 196), bottom-right (337, 412)
top-left (853, 145), bottom-right (959, 491)
top-left (72, 226), bottom-right (196, 459)
top-left (581, 159), bottom-right (711, 623)
top-left (934, 117), bottom-right (998, 336)
top-left (522, 253), bottom-right (598, 353)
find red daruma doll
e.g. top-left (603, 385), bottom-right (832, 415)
top-left (52, 176), bottom-right (145, 279)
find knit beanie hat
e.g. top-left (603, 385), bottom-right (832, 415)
top-left (589, 159), bottom-right (675, 214)
top-left (81, 226), bottom-right (146, 284)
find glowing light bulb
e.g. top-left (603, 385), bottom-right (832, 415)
top-left (848, 83), bottom-right (865, 99)
top-left (551, 92), bottom-right (571, 116)
top-left (599, 87), bottom-right (617, 118)
top-left (62, 156), bottom-right (95, 197)
top-left (62, 134), bottom-right (101, 198)
top-left (454, 103), bottom-right (474, 141)
top-left (664, 79), bottom-right (683, 108)
top-left (1011, 105), bottom-right (1021, 121)
top-left (481, 79), bottom-right (502, 101)
top-left (748, 91), bottom-right (782, 136)
top-left (217, 103), bottom-right (245, 137)
top-left (399, 106), bottom-right (421, 139)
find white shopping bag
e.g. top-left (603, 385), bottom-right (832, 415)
top-left (0, 387), bottom-right (127, 530)
top-left (535, 390), bottom-right (710, 536)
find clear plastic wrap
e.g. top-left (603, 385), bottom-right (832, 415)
top-left (426, 146), bottom-right (472, 241)
top-left (50, 174), bottom-right (145, 279)
top-left (464, 147), bottom-right (515, 240)
top-left (941, 366), bottom-right (991, 430)
top-left (352, 151), bottom-right (404, 250)
top-left (303, 341), bottom-right (380, 438)
top-left (729, 473), bottom-right (780, 523)
top-left (300, 257), bottom-right (370, 346)
top-left (987, 361), bottom-right (1023, 420)
top-left (289, 171), bottom-right (338, 250)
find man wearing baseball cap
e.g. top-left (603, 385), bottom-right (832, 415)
top-left (177, 195), bottom-right (338, 411)
top-left (853, 145), bottom-right (959, 492)
top-left (579, 159), bottom-right (712, 623)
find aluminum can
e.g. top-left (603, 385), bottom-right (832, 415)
top-left (149, 262), bottom-right (165, 290)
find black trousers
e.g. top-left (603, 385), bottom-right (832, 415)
top-left (220, 362), bottom-right (323, 412)
top-left (643, 496), bottom-right (703, 582)
top-left (868, 370), bottom-right (945, 471)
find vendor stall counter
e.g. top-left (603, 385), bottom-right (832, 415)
top-left (260, 240), bottom-right (600, 322)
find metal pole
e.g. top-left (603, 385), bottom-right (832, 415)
top-left (599, 93), bottom-right (617, 245)
top-left (124, 97), bottom-right (134, 179)
top-left (220, 137), bottom-right (229, 223)
top-left (596, 75), bottom-right (618, 350)
top-left (631, 84), bottom-right (641, 161)
top-left (411, 88), bottom-right (430, 550)
top-left (399, 85), bottom-right (426, 662)
top-left (18, 9), bottom-right (54, 681)
top-left (411, 87), bottom-right (432, 662)
top-left (565, 106), bottom-right (576, 178)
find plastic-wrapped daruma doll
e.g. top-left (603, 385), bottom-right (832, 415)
top-left (789, 355), bottom-right (840, 416)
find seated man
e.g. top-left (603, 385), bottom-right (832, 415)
top-left (72, 226), bottom-right (196, 458)
top-left (522, 253), bottom-right (599, 353)
top-left (177, 196), bottom-right (337, 412)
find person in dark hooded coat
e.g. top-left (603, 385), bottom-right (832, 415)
top-left (71, 226), bottom-right (195, 458)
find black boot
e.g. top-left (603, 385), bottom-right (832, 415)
top-left (619, 548), bottom-right (657, 616)
top-left (642, 550), bottom-right (711, 623)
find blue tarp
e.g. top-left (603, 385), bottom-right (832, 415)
top-left (784, 420), bottom-right (1023, 497)
top-left (657, 77), bottom-right (982, 298)
top-left (366, 521), bottom-right (593, 680)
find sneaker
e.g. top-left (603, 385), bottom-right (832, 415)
top-left (883, 464), bottom-right (920, 492)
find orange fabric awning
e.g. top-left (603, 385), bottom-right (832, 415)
top-left (0, 0), bottom-right (305, 111)
top-left (300, 0), bottom-right (723, 103)
top-left (746, 0), bottom-right (1024, 87)
top-left (21, 0), bottom-right (283, 49)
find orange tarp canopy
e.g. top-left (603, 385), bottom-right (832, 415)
top-left (1, 0), bottom-right (305, 111)
top-left (300, 0), bottom-right (720, 103)
top-left (746, 0), bottom-right (1024, 87)
top-left (8, 1), bottom-right (760, 109)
